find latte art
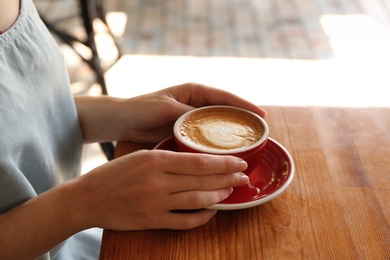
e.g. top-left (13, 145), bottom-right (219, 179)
top-left (199, 121), bottom-right (256, 149)
top-left (179, 107), bottom-right (264, 151)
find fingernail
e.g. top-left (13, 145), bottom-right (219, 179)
top-left (236, 158), bottom-right (248, 169)
top-left (238, 173), bottom-right (249, 184)
top-left (224, 187), bottom-right (233, 198)
top-left (222, 188), bottom-right (234, 201)
top-left (208, 209), bottom-right (218, 216)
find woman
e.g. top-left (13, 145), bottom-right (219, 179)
top-left (0, 0), bottom-right (266, 259)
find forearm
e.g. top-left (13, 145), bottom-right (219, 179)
top-left (74, 96), bottom-right (126, 143)
top-left (0, 179), bottom-right (91, 259)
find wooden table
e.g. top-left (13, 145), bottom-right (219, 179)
top-left (99, 106), bottom-right (390, 259)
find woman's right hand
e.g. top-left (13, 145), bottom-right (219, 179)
top-left (75, 149), bottom-right (249, 231)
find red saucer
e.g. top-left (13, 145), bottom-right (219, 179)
top-left (154, 137), bottom-right (294, 210)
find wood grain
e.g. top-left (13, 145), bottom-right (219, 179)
top-left (100, 106), bottom-right (390, 259)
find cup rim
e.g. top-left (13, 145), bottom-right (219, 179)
top-left (173, 105), bottom-right (269, 154)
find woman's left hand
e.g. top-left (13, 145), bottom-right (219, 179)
top-left (75, 82), bottom-right (266, 144)
top-left (116, 83), bottom-right (267, 143)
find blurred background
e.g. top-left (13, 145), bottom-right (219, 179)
top-left (34, 0), bottom-right (390, 172)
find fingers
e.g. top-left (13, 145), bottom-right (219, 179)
top-left (133, 149), bottom-right (249, 193)
top-left (168, 188), bottom-right (233, 210)
top-left (152, 150), bottom-right (248, 175)
top-left (168, 83), bottom-right (267, 118)
top-left (149, 150), bottom-right (249, 191)
top-left (163, 209), bottom-right (218, 230)
top-left (166, 172), bottom-right (248, 193)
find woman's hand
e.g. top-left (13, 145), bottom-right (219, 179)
top-left (75, 83), bottom-right (266, 143)
top-left (116, 83), bottom-right (267, 143)
top-left (76, 149), bottom-right (249, 230)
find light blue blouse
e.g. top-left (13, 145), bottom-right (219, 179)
top-left (0, 0), bottom-right (101, 258)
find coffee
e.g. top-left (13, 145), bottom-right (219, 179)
top-left (178, 107), bottom-right (265, 151)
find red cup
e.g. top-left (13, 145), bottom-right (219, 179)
top-left (173, 106), bottom-right (269, 175)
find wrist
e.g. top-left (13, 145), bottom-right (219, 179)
top-left (0, 178), bottom-right (93, 258)
top-left (63, 175), bottom-right (99, 231)
top-left (75, 96), bottom-right (125, 143)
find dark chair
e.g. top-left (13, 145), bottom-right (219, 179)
top-left (37, 0), bottom-right (122, 160)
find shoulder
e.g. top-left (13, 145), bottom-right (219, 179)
top-left (0, 0), bottom-right (20, 34)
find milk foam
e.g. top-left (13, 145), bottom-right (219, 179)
top-left (199, 121), bottom-right (254, 149)
top-left (179, 107), bottom-right (264, 151)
